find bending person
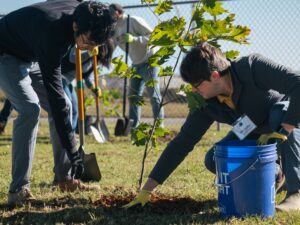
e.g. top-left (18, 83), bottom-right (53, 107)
top-left (124, 43), bottom-right (300, 212)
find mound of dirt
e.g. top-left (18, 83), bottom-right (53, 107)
top-left (93, 193), bottom-right (213, 214)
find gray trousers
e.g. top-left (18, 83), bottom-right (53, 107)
top-left (128, 62), bottom-right (164, 128)
top-left (204, 101), bottom-right (300, 193)
top-left (0, 54), bottom-right (72, 192)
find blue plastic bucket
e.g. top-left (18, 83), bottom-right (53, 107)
top-left (214, 140), bottom-right (277, 218)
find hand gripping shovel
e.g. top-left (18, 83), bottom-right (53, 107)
top-left (114, 14), bottom-right (134, 136)
top-left (75, 47), bottom-right (101, 182)
top-left (89, 55), bottom-right (110, 143)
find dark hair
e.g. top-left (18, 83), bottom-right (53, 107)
top-left (109, 3), bottom-right (124, 15)
top-left (97, 38), bottom-right (115, 68)
top-left (180, 42), bottom-right (230, 84)
top-left (73, 1), bottom-right (117, 45)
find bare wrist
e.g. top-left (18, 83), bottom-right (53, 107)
top-left (142, 178), bottom-right (159, 192)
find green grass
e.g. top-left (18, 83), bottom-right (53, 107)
top-left (0, 120), bottom-right (300, 225)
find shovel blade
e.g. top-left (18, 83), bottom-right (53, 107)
top-left (124, 118), bottom-right (134, 136)
top-left (114, 117), bottom-right (134, 136)
top-left (90, 124), bottom-right (106, 143)
top-left (81, 153), bottom-right (101, 182)
top-left (114, 118), bottom-right (126, 136)
top-left (100, 119), bottom-right (110, 140)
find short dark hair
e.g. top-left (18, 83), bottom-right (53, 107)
top-left (73, 1), bottom-right (117, 45)
top-left (180, 42), bottom-right (230, 85)
top-left (109, 3), bottom-right (124, 15)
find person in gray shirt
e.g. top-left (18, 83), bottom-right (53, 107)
top-left (123, 42), bottom-right (300, 212)
top-left (110, 3), bottom-right (164, 128)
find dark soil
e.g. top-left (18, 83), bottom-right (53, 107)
top-left (93, 192), bottom-right (214, 215)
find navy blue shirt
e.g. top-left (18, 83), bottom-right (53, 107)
top-left (149, 54), bottom-right (300, 184)
top-left (0, 0), bottom-right (81, 152)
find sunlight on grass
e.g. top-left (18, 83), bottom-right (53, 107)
top-left (0, 120), bottom-right (299, 224)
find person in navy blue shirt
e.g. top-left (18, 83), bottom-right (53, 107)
top-left (0, 0), bottom-right (116, 205)
top-left (124, 43), bottom-right (300, 212)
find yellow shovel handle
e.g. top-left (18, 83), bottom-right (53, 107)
top-left (92, 55), bottom-right (100, 109)
top-left (76, 48), bottom-right (84, 122)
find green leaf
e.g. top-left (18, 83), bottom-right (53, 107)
top-left (225, 13), bottom-right (235, 23)
top-left (227, 25), bottom-right (251, 43)
top-left (84, 95), bottom-right (94, 107)
top-left (177, 84), bottom-right (190, 97)
top-left (153, 126), bottom-right (170, 137)
top-left (110, 56), bottom-right (139, 79)
top-left (187, 91), bottom-right (207, 113)
top-left (148, 46), bottom-right (176, 66)
top-left (151, 138), bottom-right (158, 149)
top-left (201, 20), bottom-right (218, 36)
top-left (131, 121), bottom-right (169, 148)
top-left (158, 66), bottom-right (173, 77)
top-left (149, 16), bottom-right (186, 47)
top-left (202, 0), bottom-right (216, 8)
top-left (132, 130), bottom-right (148, 146)
top-left (141, 0), bottom-right (156, 3)
top-left (154, 0), bottom-right (172, 15)
top-left (178, 32), bottom-right (197, 48)
top-left (111, 56), bottom-right (128, 74)
top-left (105, 104), bottom-right (121, 117)
top-left (109, 89), bottom-right (122, 99)
top-left (145, 79), bottom-right (158, 88)
top-left (102, 89), bottom-right (121, 106)
top-left (101, 88), bottom-right (122, 116)
top-left (203, 1), bottom-right (227, 17)
top-left (129, 95), bottom-right (145, 106)
top-left (177, 84), bottom-right (207, 112)
top-left (131, 122), bottom-right (152, 146)
top-left (191, 5), bottom-right (205, 28)
top-left (225, 50), bottom-right (240, 59)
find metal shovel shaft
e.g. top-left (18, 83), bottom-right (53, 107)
top-left (90, 55), bottom-right (106, 143)
top-left (92, 55), bottom-right (101, 123)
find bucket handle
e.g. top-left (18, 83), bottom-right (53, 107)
top-left (215, 154), bottom-right (277, 186)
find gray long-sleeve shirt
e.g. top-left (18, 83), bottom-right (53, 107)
top-left (113, 14), bottom-right (157, 65)
top-left (149, 53), bottom-right (300, 184)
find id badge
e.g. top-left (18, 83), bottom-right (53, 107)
top-left (232, 115), bottom-right (257, 140)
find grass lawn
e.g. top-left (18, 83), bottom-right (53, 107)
top-left (0, 120), bottom-right (300, 225)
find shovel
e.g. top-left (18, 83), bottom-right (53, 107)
top-left (114, 14), bottom-right (134, 136)
top-left (89, 55), bottom-right (110, 143)
top-left (75, 47), bottom-right (101, 182)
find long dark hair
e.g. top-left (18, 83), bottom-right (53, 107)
top-left (97, 38), bottom-right (114, 68)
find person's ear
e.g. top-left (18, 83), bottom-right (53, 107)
top-left (211, 71), bottom-right (221, 81)
top-left (73, 22), bottom-right (78, 32)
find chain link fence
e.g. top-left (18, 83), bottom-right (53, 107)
top-left (104, 0), bottom-right (300, 130)
top-left (1, 0), bottom-right (300, 131)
